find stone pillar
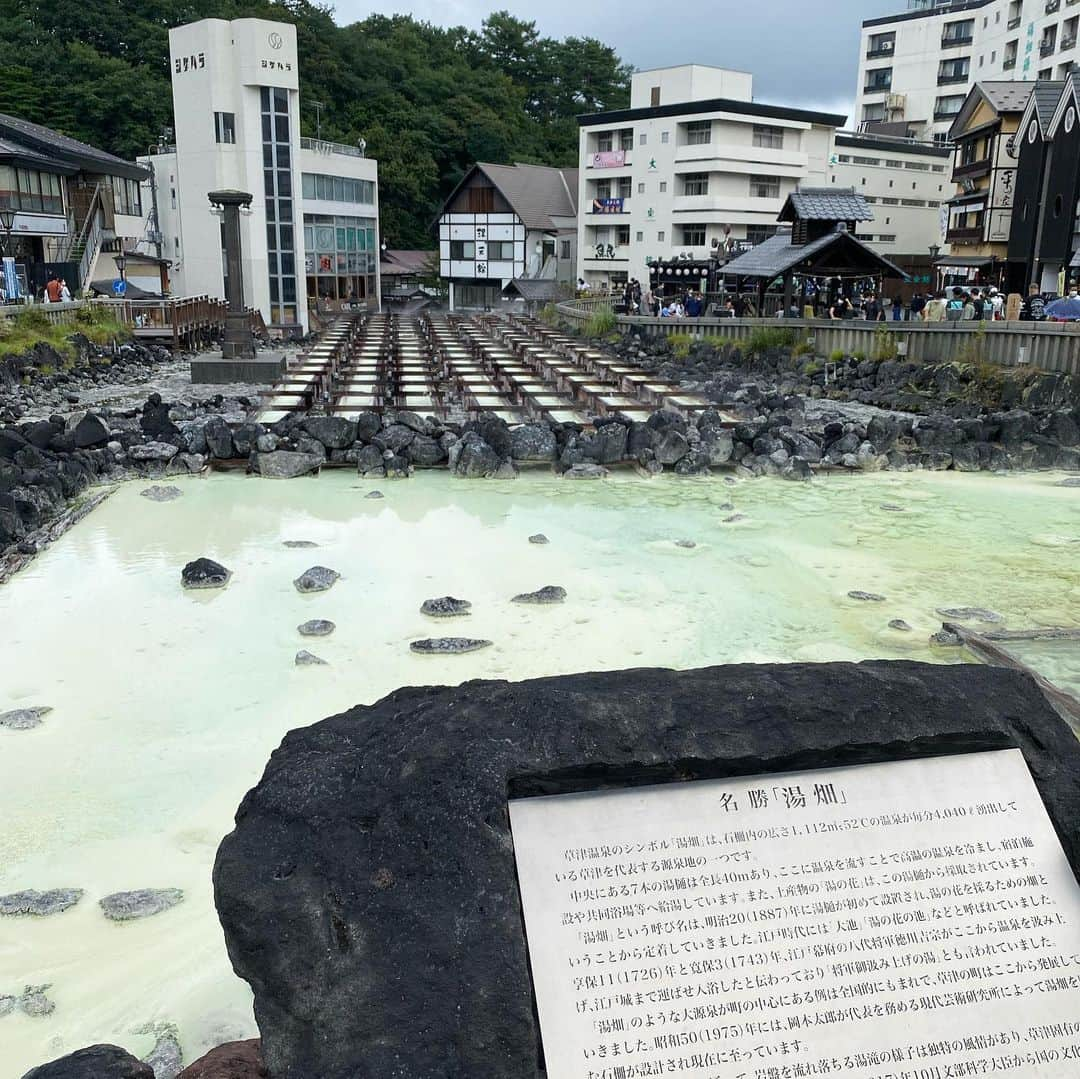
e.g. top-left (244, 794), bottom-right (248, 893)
top-left (210, 190), bottom-right (256, 360)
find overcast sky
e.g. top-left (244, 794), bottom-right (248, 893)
top-left (332, 0), bottom-right (905, 122)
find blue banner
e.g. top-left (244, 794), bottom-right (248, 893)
top-left (591, 198), bottom-right (624, 214)
top-left (2, 257), bottom-right (18, 301)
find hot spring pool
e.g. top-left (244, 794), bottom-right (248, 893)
top-left (1, 469), bottom-right (1078, 1073)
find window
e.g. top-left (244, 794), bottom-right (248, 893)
top-left (659, 181), bottom-right (667, 193)
top-left (650, 86), bottom-right (661, 107)
top-left (1004, 39), bottom-right (1019, 68)
top-left (617, 176), bottom-right (632, 199)
top-left (637, 182), bottom-right (645, 194)
top-left (639, 133), bottom-right (647, 146)
top-left (661, 131), bottom-right (670, 144)
top-left (852, 155), bottom-right (881, 165)
top-left (863, 103), bottom-right (886, 123)
top-left (487, 240), bottom-right (515, 260)
top-left (301, 174), bottom-right (375, 204)
top-left (111, 176), bottom-right (141, 216)
top-left (681, 172), bottom-right (709, 196)
top-left (752, 124), bottom-right (784, 149)
top-left (685, 120), bottom-right (712, 145)
top-left (680, 224), bottom-right (707, 246)
top-left (942, 18), bottom-right (974, 45)
top-left (867, 31), bottom-right (895, 57)
top-left (595, 179), bottom-right (611, 199)
top-left (657, 230), bottom-right (665, 241)
top-left (932, 164), bottom-right (946, 173)
top-left (619, 128), bottom-right (634, 151)
top-left (261, 85), bottom-right (299, 326)
top-left (876, 234), bottom-right (897, 242)
top-left (938, 57), bottom-right (970, 83)
top-left (746, 224), bottom-right (777, 245)
top-left (0, 166), bottom-right (63, 214)
top-left (865, 67), bottom-right (892, 92)
top-left (885, 158), bottom-right (903, 168)
top-left (615, 225), bottom-right (630, 245)
top-left (750, 174), bottom-right (781, 199)
top-left (882, 197), bottom-right (899, 205)
top-left (214, 111), bottom-right (236, 144)
top-left (904, 160), bottom-right (930, 170)
top-left (635, 230), bottom-right (644, 242)
top-left (450, 240), bottom-right (476, 260)
top-left (934, 95), bottom-right (965, 118)
top-left (596, 131), bottom-right (613, 152)
top-left (303, 211), bottom-right (377, 303)
top-left (559, 240), bottom-right (571, 260)
top-left (901, 198), bottom-right (926, 206)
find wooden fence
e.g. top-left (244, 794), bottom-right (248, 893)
top-left (0, 301), bottom-right (82, 326)
top-left (555, 299), bottom-right (1080, 376)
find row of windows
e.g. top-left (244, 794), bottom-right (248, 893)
top-left (589, 224), bottom-right (778, 248)
top-left (301, 173), bottom-right (375, 205)
top-left (863, 196), bottom-right (942, 208)
top-left (261, 85), bottom-right (299, 327)
top-left (594, 122), bottom-right (787, 151)
top-left (678, 173), bottom-right (782, 198)
top-left (836, 154), bottom-right (946, 174)
top-left (448, 240), bottom-right (516, 261)
top-left (0, 166), bottom-right (63, 215)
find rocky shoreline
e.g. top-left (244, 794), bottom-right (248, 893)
top-left (2, 330), bottom-right (1079, 568)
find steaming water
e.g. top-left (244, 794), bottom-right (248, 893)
top-left (1, 470), bottom-right (1078, 1074)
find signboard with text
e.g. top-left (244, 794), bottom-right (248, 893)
top-left (510, 749), bottom-right (1080, 1079)
top-left (591, 150), bottom-right (626, 169)
top-left (591, 198), bottom-right (625, 214)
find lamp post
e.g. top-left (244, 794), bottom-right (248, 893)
top-left (114, 252), bottom-right (127, 293)
top-left (928, 244), bottom-right (940, 290)
top-left (0, 207), bottom-right (15, 258)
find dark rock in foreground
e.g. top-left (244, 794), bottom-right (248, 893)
top-left (20, 1044), bottom-right (154, 1079)
top-left (293, 566), bottom-right (339, 594)
top-left (527, 533), bottom-right (548, 544)
top-left (100, 888), bottom-right (184, 921)
top-left (0, 706), bottom-right (52, 730)
top-left (297, 619), bottom-right (335, 637)
top-left (409, 637), bottom-right (492, 654)
top-left (511, 584), bottom-right (566, 604)
top-left (0, 889), bottom-right (82, 917)
top-left (888, 619), bottom-right (913, 632)
top-left (295, 650), bottom-right (327, 666)
top-left (181, 559), bottom-right (230, 590)
top-left (213, 662), bottom-right (1080, 1079)
top-left (176, 1040), bottom-right (266, 1078)
top-left (282, 540), bottom-right (318, 549)
top-left (848, 590), bottom-right (885, 602)
top-left (420, 596), bottom-right (471, 618)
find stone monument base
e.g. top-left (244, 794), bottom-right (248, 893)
top-left (190, 356), bottom-right (284, 385)
top-left (212, 660), bottom-right (1080, 1078)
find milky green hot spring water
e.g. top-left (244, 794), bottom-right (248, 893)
top-left (1, 470), bottom-right (1078, 1073)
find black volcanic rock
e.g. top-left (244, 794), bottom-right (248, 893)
top-left (20, 1044), bottom-right (154, 1079)
top-left (213, 662), bottom-right (1080, 1079)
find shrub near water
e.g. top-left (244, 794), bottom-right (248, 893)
top-left (0, 304), bottom-right (129, 362)
top-left (746, 327), bottom-right (798, 356)
top-left (585, 304), bottom-right (616, 337)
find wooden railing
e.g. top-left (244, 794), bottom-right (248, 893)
top-left (554, 300), bottom-right (1080, 376)
top-left (0, 301), bottom-right (83, 326)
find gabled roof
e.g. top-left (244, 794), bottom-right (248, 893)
top-left (0, 113), bottom-right (147, 181)
top-left (718, 226), bottom-right (907, 281)
top-left (0, 135), bottom-right (78, 175)
top-left (948, 82), bottom-right (1034, 141)
top-left (1030, 81), bottom-right (1066, 136)
top-left (502, 278), bottom-right (567, 302)
top-left (779, 187), bottom-right (873, 223)
top-left (439, 163), bottom-right (578, 232)
top-left (380, 249), bottom-right (433, 275)
top-left (1047, 72), bottom-right (1080, 139)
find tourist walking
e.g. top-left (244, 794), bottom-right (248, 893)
top-left (891, 294), bottom-right (903, 321)
top-left (910, 292), bottom-right (926, 320)
top-left (923, 291), bottom-right (947, 322)
top-left (1021, 285), bottom-right (1047, 321)
top-left (45, 274), bottom-right (62, 304)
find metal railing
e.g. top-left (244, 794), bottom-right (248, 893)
top-left (300, 137), bottom-right (366, 159)
top-left (553, 300), bottom-right (1080, 376)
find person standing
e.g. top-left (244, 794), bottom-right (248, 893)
top-left (1021, 285), bottom-right (1047, 321)
top-left (45, 274), bottom-right (62, 303)
top-left (59, 279), bottom-right (72, 302)
top-left (910, 292), bottom-right (926, 320)
top-left (923, 291), bottom-right (947, 322)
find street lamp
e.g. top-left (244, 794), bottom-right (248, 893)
top-left (114, 252), bottom-right (128, 294)
top-left (0, 208), bottom-right (15, 258)
top-left (928, 244), bottom-right (940, 261)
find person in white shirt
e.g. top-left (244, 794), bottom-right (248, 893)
top-left (988, 287), bottom-right (1004, 320)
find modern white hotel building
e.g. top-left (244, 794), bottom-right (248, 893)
top-left (574, 65), bottom-right (843, 292)
top-left (855, 0), bottom-right (1080, 143)
top-left (141, 17), bottom-right (380, 335)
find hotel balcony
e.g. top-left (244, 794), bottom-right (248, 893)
top-left (945, 226), bottom-right (984, 244)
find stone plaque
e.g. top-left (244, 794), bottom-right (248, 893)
top-left (510, 749), bottom-right (1080, 1079)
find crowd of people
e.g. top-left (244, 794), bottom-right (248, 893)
top-left (826, 286), bottom-right (1006, 322)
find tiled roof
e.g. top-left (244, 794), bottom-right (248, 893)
top-left (718, 227), bottom-right (907, 281)
top-left (0, 113), bottom-right (146, 180)
top-left (477, 163), bottom-right (579, 230)
top-left (978, 81), bottom-right (1035, 115)
top-left (380, 249), bottom-right (433, 275)
top-left (503, 278), bottom-right (567, 302)
top-left (780, 187), bottom-right (873, 223)
top-left (1032, 81), bottom-right (1066, 131)
top-left (0, 135), bottom-right (77, 173)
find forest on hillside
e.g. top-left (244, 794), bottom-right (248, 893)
top-left (0, 0), bottom-right (631, 246)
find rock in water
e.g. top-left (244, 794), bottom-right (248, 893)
top-left (140, 486), bottom-right (183, 503)
top-left (931, 628), bottom-right (963, 646)
top-left (888, 619), bottom-right (913, 632)
top-left (674, 539), bottom-right (696, 549)
top-left (1055, 477), bottom-right (1080, 487)
top-left (175, 1040), bottom-right (266, 1079)
top-left (527, 534), bottom-right (549, 545)
top-left (0, 994), bottom-right (14, 1017)
top-left (20, 1044), bottom-right (154, 1079)
top-left (294, 651), bottom-right (328, 667)
top-left (409, 638), bottom-right (492, 654)
top-left (212, 663), bottom-right (1080, 1079)
top-left (136, 1022), bottom-right (184, 1079)
top-left (251, 451), bottom-right (322, 479)
top-left (364, 490), bottom-right (384, 500)
top-left (935, 607), bottom-right (1004, 624)
top-left (0, 889), bottom-right (82, 917)
top-left (181, 559), bottom-right (230, 590)
top-left (99, 889), bottom-right (184, 922)
top-left (848, 590), bottom-right (886, 602)
top-left (0, 706), bottom-right (52, 731)
top-left (282, 540), bottom-right (318, 549)
top-left (511, 585), bottom-right (566, 605)
top-left (420, 597), bottom-right (472, 618)
top-left (293, 566), bottom-right (339, 594)
top-left (297, 619), bottom-right (335, 637)
top-left (18, 985), bottom-right (56, 1016)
